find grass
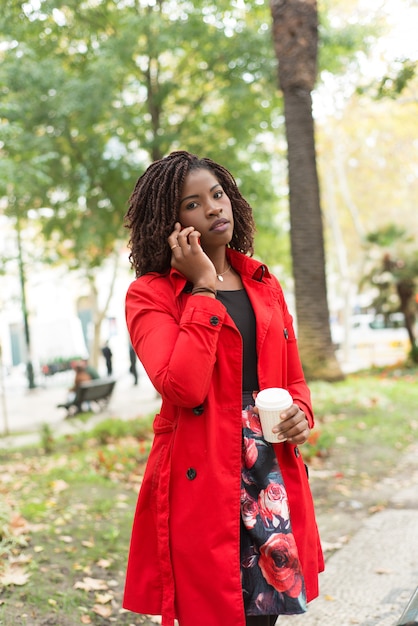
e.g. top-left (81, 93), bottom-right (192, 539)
top-left (0, 366), bottom-right (417, 625)
top-left (305, 367), bottom-right (418, 475)
top-left (0, 416), bottom-right (156, 626)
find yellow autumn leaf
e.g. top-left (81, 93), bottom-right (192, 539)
top-left (95, 592), bottom-right (113, 604)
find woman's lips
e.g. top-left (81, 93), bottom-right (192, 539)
top-left (210, 219), bottom-right (229, 232)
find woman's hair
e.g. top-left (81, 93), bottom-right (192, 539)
top-left (125, 150), bottom-right (256, 276)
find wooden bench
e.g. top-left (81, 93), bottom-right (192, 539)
top-left (57, 377), bottom-right (117, 417)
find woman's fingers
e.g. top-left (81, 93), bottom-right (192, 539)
top-left (273, 405), bottom-right (310, 444)
top-left (168, 222), bottom-right (182, 251)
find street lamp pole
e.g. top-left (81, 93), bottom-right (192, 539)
top-left (16, 213), bottom-right (36, 389)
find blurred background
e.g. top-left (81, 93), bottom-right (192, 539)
top-left (1, 0), bottom-right (417, 393)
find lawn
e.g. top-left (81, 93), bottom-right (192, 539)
top-left (1, 366), bottom-right (417, 625)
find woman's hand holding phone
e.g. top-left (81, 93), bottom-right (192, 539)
top-left (168, 222), bottom-right (216, 290)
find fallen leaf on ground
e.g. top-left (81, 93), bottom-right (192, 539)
top-left (93, 604), bottom-right (112, 618)
top-left (74, 577), bottom-right (108, 591)
top-left (50, 479), bottom-right (69, 493)
top-left (0, 565), bottom-right (30, 586)
top-left (95, 592), bottom-right (113, 604)
top-left (10, 513), bottom-right (29, 536)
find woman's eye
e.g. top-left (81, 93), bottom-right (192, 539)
top-left (186, 201), bottom-right (198, 210)
top-left (214, 191), bottom-right (223, 199)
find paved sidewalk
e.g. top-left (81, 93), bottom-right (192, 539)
top-left (280, 444), bottom-right (418, 626)
top-left (0, 365), bottom-right (161, 447)
top-left (1, 370), bottom-right (417, 625)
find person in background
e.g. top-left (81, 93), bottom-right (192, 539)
top-left (81, 358), bottom-right (99, 380)
top-left (62, 360), bottom-right (95, 414)
top-left (123, 151), bottom-right (324, 626)
top-left (101, 342), bottom-right (113, 376)
top-left (129, 343), bottom-right (138, 385)
top-left (70, 362), bottom-right (93, 393)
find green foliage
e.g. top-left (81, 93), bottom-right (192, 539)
top-left (318, 12), bottom-right (378, 76)
top-left (0, 0), bottom-right (286, 272)
top-left (376, 59), bottom-right (417, 98)
top-left (40, 423), bottom-right (55, 454)
top-left (90, 416), bottom-right (153, 444)
top-left (0, 0), bottom-right (405, 288)
top-left (363, 225), bottom-right (418, 300)
top-left (366, 224), bottom-right (408, 247)
top-left (310, 369), bottom-right (418, 476)
top-left (357, 59), bottom-right (418, 99)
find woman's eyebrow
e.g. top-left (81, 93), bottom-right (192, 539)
top-left (180, 184), bottom-right (221, 205)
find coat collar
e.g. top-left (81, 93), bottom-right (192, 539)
top-left (170, 249), bottom-right (271, 297)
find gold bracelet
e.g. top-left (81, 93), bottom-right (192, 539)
top-left (191, 286), bottom-right (217, 296)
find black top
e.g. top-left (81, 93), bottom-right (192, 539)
top-left (216, 289), bottom-right (259, 393)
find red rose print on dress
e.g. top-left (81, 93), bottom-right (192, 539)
top-left (241, 490), bottom-right (258, 529)
top-left (258, 533), bottom-right (304, 598)
top-left (243, 436), bottom-right (258, 469)
top-left (258, 482), bottom-right (289, 528)
top-left (242, 409), bottom-right (263, 436)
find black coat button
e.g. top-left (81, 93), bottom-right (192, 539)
top-left (193, 404), bottom-right (204, 415)
top-left (294, 446), bottom-right (300, 458)
top-left (209, 316), bottom-right (219, 326)
top-left (186, 468), bottom-right (197, 480)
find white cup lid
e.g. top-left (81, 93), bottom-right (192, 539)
top-left (255, 387), bottom-right (293, 410)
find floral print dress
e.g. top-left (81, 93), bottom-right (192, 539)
top-left (240, 405), bottom-right (307, 616)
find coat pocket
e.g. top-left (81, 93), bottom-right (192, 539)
top-left (153, 412), bottom-right (177, 434)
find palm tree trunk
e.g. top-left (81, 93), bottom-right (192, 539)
top-left (270, 0), bottom-right (343, 380)
top-left (284, 89), bottom-right (341, 379)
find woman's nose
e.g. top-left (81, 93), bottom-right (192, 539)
top-left (206, 203), bottom-right (222, 215)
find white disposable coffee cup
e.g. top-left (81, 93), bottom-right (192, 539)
top-left (255, 387), bottom-right (293, 443)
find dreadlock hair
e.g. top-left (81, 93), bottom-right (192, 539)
top-left (124, 150), bottom-right (256, 277)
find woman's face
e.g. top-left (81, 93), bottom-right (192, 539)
top-left (178, 168), bottom-right (234, 251)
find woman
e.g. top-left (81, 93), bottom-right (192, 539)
top-left (123, 151), bottom-right (324, 626)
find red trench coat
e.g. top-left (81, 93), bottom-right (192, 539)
top-left (123, 249), bottom-right (324, 626)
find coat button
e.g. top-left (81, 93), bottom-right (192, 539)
top-left (192, 404), bottom-right (204, 415)
top-left (294, 446), bottom-right (300, 458)
top-left (209, 316), bottom-right (219, 326)
top-left (186, 467), bottom-right (197, 480)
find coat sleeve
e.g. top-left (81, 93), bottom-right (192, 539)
top-left (126, 276), bottom-right (227, 407)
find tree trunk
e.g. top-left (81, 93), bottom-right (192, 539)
top-left (270, 0), bottom-right (343, 381)
top-left (396, 278), bottom-right (417, 361)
